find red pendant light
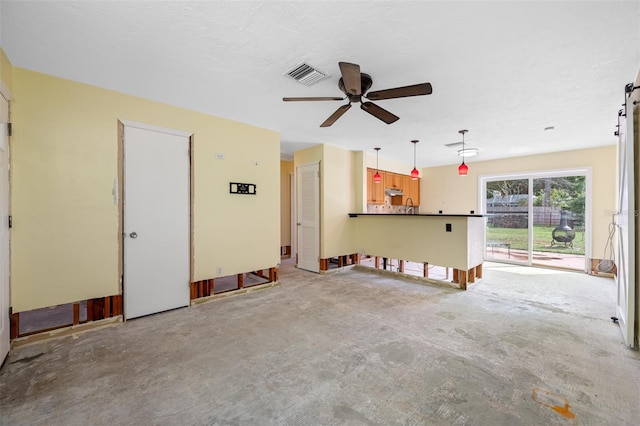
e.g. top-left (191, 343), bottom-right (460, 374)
top-left (373, 147), bottom-right (382, 183)
top-left (410, 140), bottom-right (419, 180)
top-left (458, 130), bottom-right (469, 176)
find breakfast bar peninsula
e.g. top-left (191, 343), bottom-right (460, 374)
top-left (349, 213), bottom-right (485, 289)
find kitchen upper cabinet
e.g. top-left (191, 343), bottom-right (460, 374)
top-left (385, 171), bottom-right (403, 189)
top-left (408, 176), bottom-right (420, 206)
top-left (367, 168), bottom-right (385, 204)
top-left (367, 168), bottom-right (419, 206)
top-left (398, 175), bottom-right (420, 207)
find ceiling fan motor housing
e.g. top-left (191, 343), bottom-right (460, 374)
top-left (338, 73), bottom-right (373, 102)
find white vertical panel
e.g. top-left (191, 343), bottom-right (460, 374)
top-left (296, 163), bottom-right (319, 273)
top-left (615, 96), bottom-right (636, 348)
top-left (124, 125), bottom-right (190, 319)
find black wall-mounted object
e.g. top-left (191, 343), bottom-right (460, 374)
top-left (230, 182), bottom-right (257, 195)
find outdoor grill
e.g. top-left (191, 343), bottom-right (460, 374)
top-left (551, 210), bottom-right (575, 248)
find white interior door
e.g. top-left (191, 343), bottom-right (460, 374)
top-left (614, 97), bottom-right (636, 347)
top-left (290, 172), bottom-right (295, 257)
top-left (123, 123), bottom-right (190, 320)
top-left (0, 94), bottom-right (10, 363)
top-left (296, 162), bottom-right (319, 273)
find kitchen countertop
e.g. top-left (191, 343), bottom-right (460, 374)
top-left (348, 213), bottom-right (484, 218)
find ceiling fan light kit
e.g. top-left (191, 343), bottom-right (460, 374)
top-left (458, 147), bottom-right (479, 157)
top-left (458, 130), bottom-right (469, 176)
top-left (283, 61), bottom-right (432, 127)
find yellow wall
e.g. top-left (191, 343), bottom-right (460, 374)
top-left (321, 144), bottom-right (356, 258)
top-left (280, 160), bottom-right (294, 247)
top-left (11, 68), bottom-right (280, 312)
top-left (420, 145), bottom-right (616, 256)
top-left (353, 151), bottom-right (366, 213)
top-left (0, 47), bottom-right (13, 95)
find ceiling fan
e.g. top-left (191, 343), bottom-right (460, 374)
top-left (283, 62), bottom-right (433, 127)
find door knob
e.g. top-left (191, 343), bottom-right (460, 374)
top-left (129, 232), bottom-right (138, 238)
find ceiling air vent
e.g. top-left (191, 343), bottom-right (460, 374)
top-left (284, 62), bottom-right (329, 86)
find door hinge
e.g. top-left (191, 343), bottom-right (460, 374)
top-left (8, 215), bottom-right (12, 229)
top-left (6, 123), bottom-right (11, 137)
top-left (8, 306), bottom-right (12, 315)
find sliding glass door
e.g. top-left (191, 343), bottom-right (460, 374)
top-left (530, 176), bottom-right (586, 269)
top-left (485, 178), bottom-right (530, 264)
top-left (482, 171), bottom-right (589, 271)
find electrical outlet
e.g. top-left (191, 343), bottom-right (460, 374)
top-left (215, 153), bottom-right (224, 160)
top-left (216, 267), bottom-right (222, 275)
top-left (446, 223), bottom-right (452, 232)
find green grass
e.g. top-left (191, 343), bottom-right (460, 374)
top-left (486, 225), bottom-right (585, 255)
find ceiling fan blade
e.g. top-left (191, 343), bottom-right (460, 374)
top-left (365, 83), bottom-right (433, 101)
top-left (283, 96), bottom-right (345, 101)
top-left (320, 104), bottom-right (352, 127)
top-left (339, 62), bottom-right (362, 96)
top-left (360, 102), bottom-right (399, 124)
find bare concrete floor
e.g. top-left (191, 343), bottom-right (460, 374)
top-left (1, 260), bottom-right (639, 425)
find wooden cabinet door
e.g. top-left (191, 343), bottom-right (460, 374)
top-left (366, 168), bottom-right (374, 203)
top-left (367, 168), bottom-right (385, 204)
top-left (409, 177), bottom-right (420, 206)
top-left (402, 175), bottom-right (411, 194)
top-left (385, 171), bottom-right (402, 188)
top-left (373, 171), bottom-right (385, 203)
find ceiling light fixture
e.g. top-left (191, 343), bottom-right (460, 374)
top-left (374, 147), bottom-right (382, 183)
top-left (410, 140), bottom-right (419, 180)
top-left (457, 147), bottom-right (479, 157)
top-left (458, 130), bottom-right (469, 176)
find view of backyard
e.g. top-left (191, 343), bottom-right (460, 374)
top-left (486, 224), bottom-right (585, 255)
top-left (484, 175), bottom-right (587, 269)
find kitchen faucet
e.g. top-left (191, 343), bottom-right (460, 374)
top-left (405, 197), bottom-right (414, 215)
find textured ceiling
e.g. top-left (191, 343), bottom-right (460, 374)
top-left (1, 1), bottom-right (639, 166)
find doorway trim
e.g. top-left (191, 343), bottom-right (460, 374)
top-left (290, 172), bottom-right (295, 257)
top-left (117, 120), bottom-right (194, 320)
top-left (0, 89), bottom-right (11, 364)
top-left (479, 167), bottom-right (592, 272)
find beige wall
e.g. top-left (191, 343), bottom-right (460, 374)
top-left (420, 145), bottom-right (616, 258)
top-left (11, 68), bottom-right (280, 312)
top-left (280, 160), bottom-right (294, 247)
top-left (321, 144), bottom-right (356, 258)
top-left (353, 151), bottom-right (366, 213)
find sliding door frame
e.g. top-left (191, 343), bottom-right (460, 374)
top-left (479, 167), bottom-right (592, 272)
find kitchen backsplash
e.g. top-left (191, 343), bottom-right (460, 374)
top-left (367, 195), bottom-right (419, 214)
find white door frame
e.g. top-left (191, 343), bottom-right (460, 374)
top-left (290, 172), bottom-right (295, 257)
top-left (479, 168), bottom-right (591, 272)
top-left (0, 90), bottom-right (11, 364)
top-left (120, 120), bottom-right (192, 320)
